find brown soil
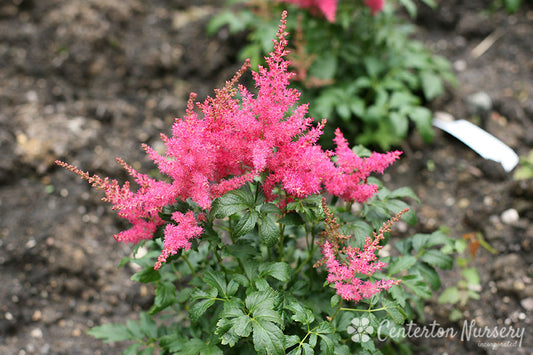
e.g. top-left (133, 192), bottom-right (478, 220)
top-left (0, 0), bottom-right (531, 354)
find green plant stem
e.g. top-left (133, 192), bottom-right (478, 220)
top-left (182, 254), bottom-right (196, 277)
top-left (278, 224), bottom-right (285, 261)
top-left (329, 301), bottom-right (343, 323)
top-left (340, 306), bottom-right (387, 313)
top-left (171, 262), bottom-right (181, 281)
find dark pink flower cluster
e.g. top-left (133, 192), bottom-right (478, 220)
top-left (315, 202), bottom-right (404, 302)
top-left (364, 0), bottom-right (385, 15)
top-left (279, 0), bottom-right (385, 22)
top-left (57, 11), bottom-right (400, 270)
top-left (280, 0), bottom-right (338, 22)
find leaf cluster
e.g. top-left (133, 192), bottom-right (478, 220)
top-left (88, 179), bottom-right (463, 354)
top-left (208, 0), bottom-right (456, 150)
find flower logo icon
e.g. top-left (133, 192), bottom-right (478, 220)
top-left (347, 316), bottom-right (374, 343)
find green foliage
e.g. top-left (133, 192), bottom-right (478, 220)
top-left (491, 0), bottom-right (532, 13)
top-left (89, 180), bottom-right (462, 354)
top-left (208, 0), bottom-right (456, 149)
top-left (513, 149), bottom-right (533, 180)
top-left (437, 232), bottom-right (497, 321)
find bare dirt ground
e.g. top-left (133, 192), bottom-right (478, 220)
top-left (0, 0), bottom-right (531, 354)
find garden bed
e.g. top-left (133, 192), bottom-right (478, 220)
top-left (0, 0), bottom-right (531, 354)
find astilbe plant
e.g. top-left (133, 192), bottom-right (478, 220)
top-left (57, 11), bottom-right (458, 354)
top-left (209, 0), bottom-right (456, 149)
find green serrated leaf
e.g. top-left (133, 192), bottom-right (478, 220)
top-left (388, 285), bottom-right (406, 308)
top-left (401, 274), bottom-right (433, 299)
top-left (221, 298), bottom-right (246, 318)
top-left (139, 312), bottom-right (157, 340)
top-left (330, 294), bottom-right (341, 308)
top-left (252, 320), bottom-right (285, 355)
top-left (420, 249), bottom-right (453, 269)
top-left (261, 203), bottom-right (281, 214)
top-left (259, 214), bottom-right (280, 247)
top-left (216, 317), bottom-right (240, 347)
top-left (287, 347), bottom-right (302, 355)
top-left (412, 231), bottom-right (450, 252)
top-left (382, 298), bottom-right (407, 324)
top-left (259, 262), bottom-right (290, 282)
top-left (462, 267), bottom-right (480, 286)
top-left (285, 334), bottom-right (300, 349)
top-left (388, 186), bottom-right (421, 203)
top-left (350, 98), bottom-right (365, 117)
top-left (140, 312), bottom-right (157, 339)
top-left (399, 0), bottom-right (417, 17)
top-left (309, 53), bottom-right (337, 80)
top-left (233, 211), bottom-right (259, 238)
top-left (302, 342), bottom-right (314, 355)
top-left (123, 343), bottom-right (142, 355)
top-left (389, 112), bottom-right (409, 138)
top-left (394, 239), bottom-right (412, 255)
top-left (131, 267), bottom-right (160, 283)
top-left (150, 281), bottom-right (176, 314)
top-left (409, 106), bottom-right (434, 143)
top-left (88, 323), bottom-right (135, 343)
top-left (211, 190), bottom-right (249, 218)
top-left (255, 278), bottom-right (270, 291)
top-left (138, 347), bottom-right (155, 355)
top-left (388, 255), bottom-right (417, 275)
top-left (125, 319), bottom-right (143, 339)
top-left (412, 233), bottom-right (430, 252)
top-left (438, 286), bottom-right (461, 305)
top-left (203, 269), bottom-right (228, 296)
top-left (233, 315), bottom-right (253, 337)
top-left (176, 338), bottom-right (223, 355)
top-left (314, 321), bottom-right (334, 334)
top-left (421, 70), bottom-right (444, 100)
top-left (190, 298), bottom-right (216, 322)
top-left (318, 334), bottom-right (335, 355)
top-left (286, 302), bottom-right (314, 325)
top-left (278, 212), bottom-right (304, 225)
top-left (159, 334), bottom-right (186, 352)
top-left (351, 144), bottom-right (372, 157)
top-left (414, 262), bottom-right (441, 290)
top-left (246, 290), bottom-right (281, 325)
top-left (449, 308), bottom-right (464, 322)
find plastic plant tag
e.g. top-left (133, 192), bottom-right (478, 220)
top-left (433, 118), bottom-right (519, 172)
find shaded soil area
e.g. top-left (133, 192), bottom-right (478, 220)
top-left (0, 0), bottom-right (531, 354)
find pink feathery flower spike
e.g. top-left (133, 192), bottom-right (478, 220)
top-left (315, 201), bottom-right (406, 303)
top-left (56, 11), bottom-right (400, 270)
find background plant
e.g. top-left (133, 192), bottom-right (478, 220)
top-left (491, 0), bottom-right (533, 13)
top-left (437, 232), bottom-right (498, 322)
top-left (58, 12), bottom-right (458, 354)
top-left (208, 0), bottom-right (456, 150)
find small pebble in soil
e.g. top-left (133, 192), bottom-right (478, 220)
top-left (520, 298), bottom-right (533, 311)
top-left (458, 198), bottom-right (470, 209)
top-left (454, 59), bottom-right (467, 71)
top-left (466, 91), bottom-right (492, 116)
top-left (32, 310), bottom-right (42, 321)
top-left (30, 328), bottom-right (43, 338)
top-left (513, 280), bottom-right (526, 291)
top-left (500, 208), bottom-right (519, 224)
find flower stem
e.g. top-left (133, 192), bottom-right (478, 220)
top-left (182, 254), bottom-right (196, 277)
top-left (329, 301), bottom-right (343, 323)
top-left (339, 306), bottom-right (387, 313)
